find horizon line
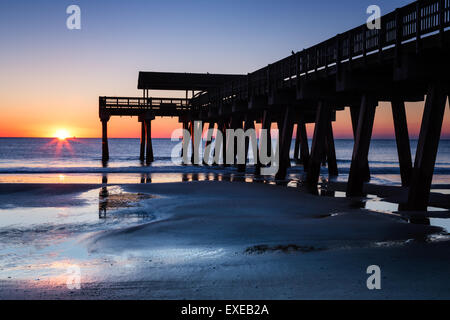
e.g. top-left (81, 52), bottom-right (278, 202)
top-left (1, 136), bottom-right (450, 140)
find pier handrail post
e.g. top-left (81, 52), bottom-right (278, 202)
top-left (362, 25), bottom-right (367, 65)
top-left (336, 34), bottom-right (342, 80)
top-left (439, 0), bottom-right (445, 46)
top-left (416, 1), bottom-right (422, 53)
top-left (348, 30), bottom-right (354, 70)
top-left (395, 8), bottom-right (403, 67)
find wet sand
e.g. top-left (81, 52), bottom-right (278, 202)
top-left (0, 181), bottom-right (449, 299)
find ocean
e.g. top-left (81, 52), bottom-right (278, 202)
top-left (0, 137), bottom-right (449, 186)
top-left (0, 137), bottom-right (449, 289)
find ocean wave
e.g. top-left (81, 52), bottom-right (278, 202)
top-left (0, 164), bottom-right (449, 175)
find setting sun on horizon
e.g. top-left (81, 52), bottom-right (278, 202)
top-left (54, 129), bottom-right (71, 140)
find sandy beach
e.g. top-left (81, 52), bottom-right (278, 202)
top-left (0, 180), bottom-right (449, 299)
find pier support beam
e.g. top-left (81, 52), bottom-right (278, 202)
top-left (347, 95), bottom-right (377, 197)
top-left (220, 120), bottom-right (229, 166)
top-left (181, 121), bottom-right (190, 163)
top-left (306, 101), bottom-right (330, 193)
top-left (408, 83), bottom-right (448, 210)
top-left (186, 121), bottom-right (193, 163)
top-left (145, 118), bottom-right (154, 164)
top-left (298, 119), bottom-right (310, 171)
top-left (101, 115), bottom-right (110, 163)
top-left (391, 99), bottom-right (413, 187)
top-left (203, 121), bottom-right (215, 165)
top-left (276, 106), bottom-right (295, 180)
top-left (256, 110), bottom-right (272, 175)
top-left (139, 120), bottom-right (146, 161)
top-left (350, 105), bottom-right (371, 182)
top-left (294, 123), bottom-right (301, 162)
top-left (223, 120), bottom-right (230, 166)
top-left (325, 119), bottom-right (338, 176)
top-left (238, 116), bottom-right (255, 173)
top-left (190, 120), bottom-right (202, 165)
top-left (277, 117), bottom-right (291, 170)
top-left (228, 116), bottom-right (243, 166)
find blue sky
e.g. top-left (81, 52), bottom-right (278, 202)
top-left (4, 0), bottom-right (443, 139)
top-left (0, 0), bottom-right (413, 77)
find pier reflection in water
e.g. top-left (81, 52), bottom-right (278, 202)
top-left (98, 174), bottom-right (157, 219)
top-left (96, 172), bottom-right (449, 229)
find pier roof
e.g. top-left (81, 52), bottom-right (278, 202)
top-left (137, 71), bottom-right (246, 91)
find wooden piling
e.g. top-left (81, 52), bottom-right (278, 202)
top-left (139, 121), bottom-right (145, 161)
top-left (346, 95), bottom-right (377, 197)
top-left (190, 120), bottom-right (202, 165)
top-left (407, 83), bottom-right (448, 210)
top-left (228, 116), bottom-right (242, 166)
top-left (212, 121), bottom-right (222, 166)
top-left (306, 101), bottom-right (330, 192)
top-left (325, 118), bottom-right (338, 176)
top-left (294, 123), bottom-right (301, 162)
top-left (203, 121), bottom-right (214, 165)
top-left (256, 110), bottom-right (272, 175)
top-left (391, 99), bottom-right (412, 187)
top-left (237, 116), bottom-right (255, 172)
top-left (145, 119), bottom-right (154, 164)
top-left (181, 121), bottom-right (190, 164)
top-left (277, 117), bottom-right (291, 170)
top-left (350, 106), bottom-right (371, 181)
top-left (298, 119), bottom-right (310, 171)
top-left (101, 117), bottom-right (109, 162)
top-left (221, 120), bottom-right (229, 166)
top-left (275, 107), bottom-right (294, 180)
top-left (186, 121), bottom-right (193, 163)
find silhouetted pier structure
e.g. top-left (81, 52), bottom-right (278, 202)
top-left (100, 0), bottom-right (450, 211)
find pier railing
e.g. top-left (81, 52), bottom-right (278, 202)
top-left (193, 0), bottom-right (450, 106)
top-left (99, 96), bottom-right (191, 111)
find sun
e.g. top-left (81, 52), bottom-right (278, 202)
top-left (55, 129), bottom-right (71, 140)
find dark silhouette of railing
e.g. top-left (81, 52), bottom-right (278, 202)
top-left (99, 96), bottom-right (194, 117)
top-left (193, 0), bottom-right (450, 106)
top-left (100, 96), bottom-right (190, 110)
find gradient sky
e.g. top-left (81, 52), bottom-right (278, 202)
top-left (0, 0), bottom-right (448, 138)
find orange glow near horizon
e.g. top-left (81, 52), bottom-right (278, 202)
top-left (0, 99), bottom-right (449, 139)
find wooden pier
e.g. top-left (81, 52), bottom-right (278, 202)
top-left (100, 0), bottom-right (450, 211)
